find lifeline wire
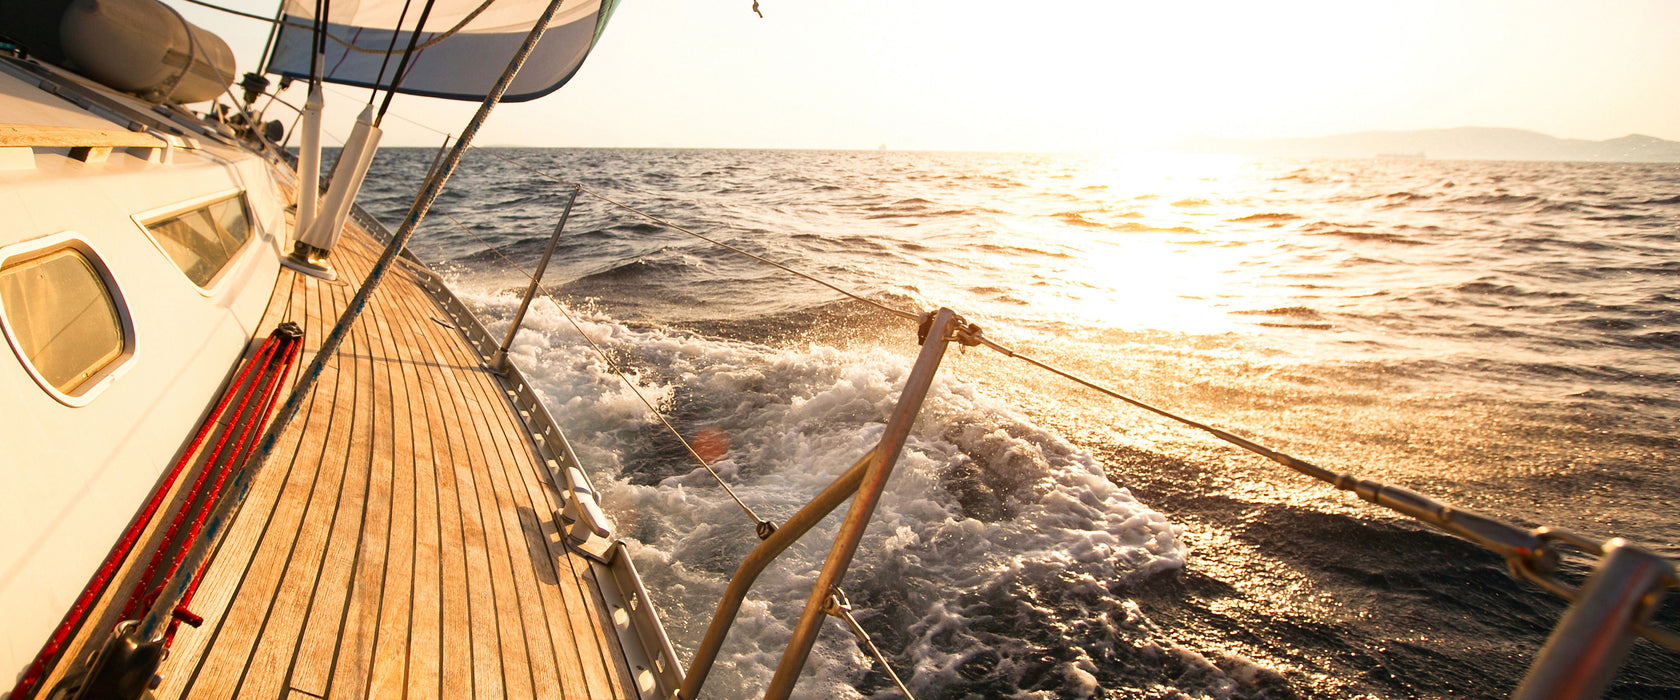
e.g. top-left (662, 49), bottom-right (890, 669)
top-left (968, 335), bottom-right (1346, 482)
top-left (433, 209), bottom-right (770, 532)
top-left (968, 331), bottom-right (1680, 654)
top-left (579, 186), bottom-right (924, 324)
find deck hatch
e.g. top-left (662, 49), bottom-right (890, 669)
top-left (0, 240), bottom-right (131, 402)
top-left (140, 192), bottom-right (253, 289)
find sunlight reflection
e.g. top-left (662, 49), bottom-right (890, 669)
top-left (996, 154), bottom-right (1292, 334)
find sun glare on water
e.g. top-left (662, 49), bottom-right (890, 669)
top-left (992, 154), bottom-right (1296, 336)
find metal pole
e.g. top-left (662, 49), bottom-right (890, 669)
top-left (763, 309), bottom-right (958, 700)
top-left (678, 448), bottom-right (879, 699)
top-left (492, 184), bottom-right (581, 370)
top-left (1512, 539), bottom-right (1672, 700)
top-left (132, 0), bottom-right (571, 647)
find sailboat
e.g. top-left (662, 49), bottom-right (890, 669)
top-left (0, 0), bottom-right (688, 697)
top-left (1, 1), bottom-right (1674, 699)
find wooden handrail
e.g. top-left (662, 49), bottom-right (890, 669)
top-left (0, 123), bottom-right (164, 149)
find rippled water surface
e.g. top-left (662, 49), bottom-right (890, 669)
top-left (358, 149), bottom-right (1679, 698)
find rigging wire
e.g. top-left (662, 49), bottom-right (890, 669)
top-left (431, 209), bottom-right (772, 533)
top-left (580, 186), bottom-right (924, 324)
top-left (257, 0), bottom-right (284, 71)
top-left (825, 587), bottom-right (915, 699)
top-left (369, 0), bottom-right (420, 105)
top-left (176, 0), bottom-right (283, 24)
top-left (375, 0), bottom-right (440, 126)
top-left (174, 0), bottom-right (499, 56)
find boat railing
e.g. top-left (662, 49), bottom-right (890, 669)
top-left (425, 161), bottom-right (1677, 699)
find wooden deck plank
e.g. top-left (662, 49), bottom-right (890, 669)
top-left (359, 294), bottom-right (419, 698)
top-left (392, 280), bottom-right (563, 699)
top-left (384, 271), bottom-right (506, 700)
top-left (325, 297), bottom-right (404, 698)
top-left (385, 275), bottom-right (448, 700)
top-left (469, 341), bottom-right (636, 697)
top-left (156, 270), bottom-right (312, 700)
top-left (452, 355), bottom-right (540, 700)
top-left (150, 225), bottom-right (639, 700)
top-left (460, 378), bottom-right (572, 700)
top-left (383, 271), bottom-right (500, 698)
top-left (223, 269), bottom-right (363, 699)
top-left (410, 313), bottom-right (519, 700)
top-left (422, 326), bottom-right (476, 700)
top-left (286, 239), bottom-right (383, 698)
top-left (394, 261), bottom-right (634, 698)
top-left (175, 263), bottom-right (341, 699)
top-left (445, 332), bottom-right (599, 700)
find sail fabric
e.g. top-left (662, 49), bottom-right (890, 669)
top-left (265, 0), bottom-right (618, 102)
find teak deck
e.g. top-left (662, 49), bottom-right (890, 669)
top-left (47, 225), bottom-right (637, 699)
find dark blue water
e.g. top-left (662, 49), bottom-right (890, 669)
top-left (357, 149), bottom-right (1680, 698)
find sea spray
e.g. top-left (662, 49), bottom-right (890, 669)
top-left (465, 288), bottom-right (1188, 696)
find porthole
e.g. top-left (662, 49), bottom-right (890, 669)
top-left (134, 189), bottom-right (255, 291)
top-left (0, 234), bottom-right (136, 406)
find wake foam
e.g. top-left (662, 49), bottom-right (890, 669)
top-left (460, 288), bottom-right (1187, 697)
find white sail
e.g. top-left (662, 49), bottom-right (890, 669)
top-left (265, 0), bottom-right (618, 102)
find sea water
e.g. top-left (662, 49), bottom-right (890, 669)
top-left (357, 149), bottom-right (1679, 698)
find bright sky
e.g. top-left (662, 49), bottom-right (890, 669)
top-left (176, 0), bottom-right (1680, 150)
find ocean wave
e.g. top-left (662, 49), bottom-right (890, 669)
top-left (1310, 229), bottom-right (1426, 245)
top-left (572, 257), bottom-right (689, 284)
top-left (1454, 278), bottom-right (1575, 299)
top-left (1232, 306), bottom-right (1324, 319)
top-left (1450, 193), bottom-right (1546, 208)
top-left (1627, 330), bottom-right (1680, 349)
top-left (974, 242), bottom-right (1077, 259)
top-left (1228, 212), bottom-right (1301, 223)
top-left (1111, 222), bottom-right (1201, 234)
top-left (368, 148), bottom-right (1680, 696)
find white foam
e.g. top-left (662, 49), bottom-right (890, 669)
top-left (461, 289), bottom-right (1187, 696)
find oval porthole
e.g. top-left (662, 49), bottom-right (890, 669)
top-left (0, 234), bottom-right (136, 406)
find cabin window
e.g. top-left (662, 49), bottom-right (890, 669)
top-left (142, 193), bottom-right (253, 288)
top-left (0, 245), bottom-right (127, 397)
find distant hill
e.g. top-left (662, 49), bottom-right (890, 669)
top-left (1178, 127), bottom-right (1680, 162)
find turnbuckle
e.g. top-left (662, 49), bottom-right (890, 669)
top-left (915, 310), bottom-right (985, 352)
top-left (1507, 530), bottom-right (1680, 654)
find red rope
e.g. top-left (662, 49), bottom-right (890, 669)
top-left (9, 329), bottom-right (299, 700)
top-left (121, 338), bottom-right (280, 619)
top-left (166, 337), bottom-right (301, 645)
top-left (130, 337), bottom-right (282, 616)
